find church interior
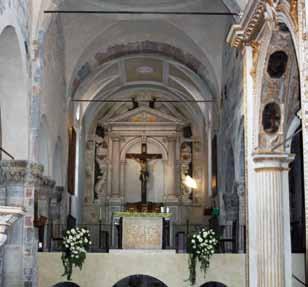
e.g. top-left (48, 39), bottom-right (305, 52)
top-left (0, 0), bottom-right (307, 286)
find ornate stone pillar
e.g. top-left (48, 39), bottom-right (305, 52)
top-left (0, 160), bottom-right (43, 287)
top-left (166, 136), bottom-right (177, 202)
top-left (111, 136), bottom-right (121, 199)
top-left (253, 153), bottom-right (294, 287)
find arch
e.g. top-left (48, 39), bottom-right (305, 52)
top-left (52, 283), bottom-right (80, 287)
top-left (38, 115), bottom-right (50, 175)
top-left (120, 137), bottom-right (168, 161)
top-left (112, 274), bottom-right (168, 287)
top-left (70, 40), bottom-right (219, 100)
top-left (200, 282), bottom-right (228, 287)
top-left (0, 26), bottom-right (28, 159)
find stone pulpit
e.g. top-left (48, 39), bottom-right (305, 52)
top-left (113, 212), bottom-right (171, 249)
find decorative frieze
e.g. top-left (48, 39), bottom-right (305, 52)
top-left (0, 161), bottom-right (43, 186)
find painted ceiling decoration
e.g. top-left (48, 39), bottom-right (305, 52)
top-left (70, 41), bottom-right (217, 99)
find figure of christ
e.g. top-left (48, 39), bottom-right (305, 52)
top-left (126, 143), bottom-right (162, 203)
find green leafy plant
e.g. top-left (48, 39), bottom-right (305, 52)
top-left (61, 227), bottom-right (92, 280)
top-left (187, 229), bottom-right (218, 285)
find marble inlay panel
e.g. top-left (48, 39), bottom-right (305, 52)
top-left (122, 217), bottom-right (162, 249)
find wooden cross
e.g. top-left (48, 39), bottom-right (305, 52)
top-left (126, 143), bottom-right (162, 203)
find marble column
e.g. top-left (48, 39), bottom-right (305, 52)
top-left (111, 136), bottom-right (121, 199)
top-left (166, 136), bottom-right (177, 202)
top-left (253, 153), bottom-right (294, 287)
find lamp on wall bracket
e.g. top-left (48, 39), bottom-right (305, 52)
top-left (183, 174), bottom-right (197, 200)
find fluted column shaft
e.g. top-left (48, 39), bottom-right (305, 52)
top-left (253, 153), bottom-right (294, 287)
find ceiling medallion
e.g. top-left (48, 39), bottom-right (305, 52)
top-left (136, 66), bottom-right (154, 74)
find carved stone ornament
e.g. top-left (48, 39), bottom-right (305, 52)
top-left (227, 0), bottom-right (281, 49)
top-left (0, 206), bottom-right (24, 246)
top-left (0, 161), bottom-right (44, 185)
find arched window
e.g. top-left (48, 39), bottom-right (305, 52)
top-left (113, 274), bottom-right (168, 287)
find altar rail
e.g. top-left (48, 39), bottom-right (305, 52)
top-left (44, 223), bottom-right (246, 254)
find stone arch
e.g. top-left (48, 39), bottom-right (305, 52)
top-left (112, 274), bottom-right (168, 287)
top-left (38, 115), bottom-right (50, 175)
top-left (70, 40), bottom-right (218, 100)
top-left (200, 281), bottom-right (227, 287)
top-left (120, 137), bottom-right (168, 161)
top-left (0, 26), bottom-right (28, 160)
top-left (52, 283), bottom-right (80, 287)
top-left (200, 282), bottom-right (228, 287)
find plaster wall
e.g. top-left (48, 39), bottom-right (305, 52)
top-left (61, 11), bottom-right (231, 91)
top-left (0, 0), bottom-right (30, 160)
top-left (38, 253), bottom-right (246, 287)
top-left (40, 15), bottom-right (67, 182)
top-left (216, 41), bottom-right (244, 223)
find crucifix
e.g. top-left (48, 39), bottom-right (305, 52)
top-left (126, 142), bottom-right (162, 203)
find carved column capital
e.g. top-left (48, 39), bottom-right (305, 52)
top-left (253, 152), bottom-right (295, 172)
top-left (0, 206), bottom-right (24, 246)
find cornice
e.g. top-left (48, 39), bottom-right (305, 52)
top-left (227, 0), bottom-right (267, 48)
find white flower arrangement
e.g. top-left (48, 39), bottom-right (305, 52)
top-left (188, 229), bottom-right (218, 285)
top-left (61, 227), bottom-right (92, 280)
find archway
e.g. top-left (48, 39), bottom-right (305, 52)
top-left (0, 26), bottom-right (28, 159)
top-left (52, 283), bottom-right (80, 287)
top-left (113, 275), bottom-right (168, 287)
top-left (200, 282), bottom-right (227, 287)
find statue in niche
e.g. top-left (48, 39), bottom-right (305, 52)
top-left (94, 125), bottom-right (108, 200)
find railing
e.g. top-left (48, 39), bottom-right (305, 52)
top-left (45, 223), bottom-right (246, 254)
top-left (293, 274), bottom-right (307, 286)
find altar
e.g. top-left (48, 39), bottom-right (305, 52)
top-left (113, 212), bottom-right (172, 250)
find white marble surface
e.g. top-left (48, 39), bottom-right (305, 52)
top-left (38, 253), bottom-right (246, 287)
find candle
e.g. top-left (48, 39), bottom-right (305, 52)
top-left (160, 207), bottom-right (164, 213)
top-left (166, 207), bottom-right (170, 213)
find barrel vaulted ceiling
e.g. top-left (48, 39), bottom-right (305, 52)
top-left (38, 0), bottom-right (248, 107)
